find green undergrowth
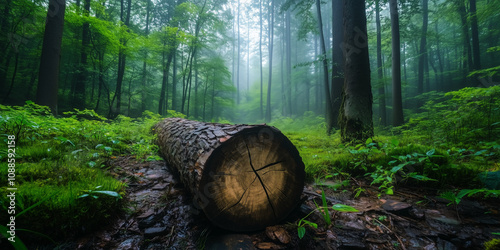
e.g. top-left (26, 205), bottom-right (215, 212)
top-left (0, 102), bottom-right (184, 242)
top-left (274, 86), bottom-right (500, 195)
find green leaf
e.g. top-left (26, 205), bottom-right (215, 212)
top-left (297, 227), bottom-right (305, 239)
top-left (426, 149), bottom-right (436, 157)
top-left (321, 190), bottom-right (331, 225)
top-left (390, 139), bottom-right (400, 147)
top-left (331, 204), bottom-right (359, 212)
top-left (92, 190), bottom-right (122, 198)
top-left (0, 225), bottom-right (28, 250)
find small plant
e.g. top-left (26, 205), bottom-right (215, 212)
top-left (78, 186), bottom-right (122, 200)
top-left (296, 190), bottom-right (358, 239)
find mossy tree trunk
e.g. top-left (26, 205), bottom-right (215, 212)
top-left (339, 0), bottom-right (373, 143)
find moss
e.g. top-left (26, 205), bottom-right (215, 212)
top-left (484, 238), bottom-right (500, 250)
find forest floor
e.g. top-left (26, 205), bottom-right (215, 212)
top-left (72, 156), bottom-right (500, 250)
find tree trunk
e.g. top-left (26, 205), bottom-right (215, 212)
top-left (236, 0), bottom-right (240, 104)
top-left (265, 0), bottom-right (275, 123)
top-left (141, 0), bottom-right (151, 113)
top-left (112, 0), bottom-right (132, 117)
top-left (339, 0), bottom-right (373, 143)
top-left (36, 0), bottom-right (66, 115)
top-left (389, 0), bottom-right (404, 126)
top-left (315, 0), bottom-right (333, 134)
top-left (285, 10), bottom-right (292, 116)
top-left (75, 0), bottom-right (90, 109)
top-left (153, 118), bottom-right (305, 231)
top-left (470, 0), bottom-right (481, 70)
top-left (331, 0), bottom-right (344, 129)
top-left (259, 0), bottom-right (264, 119)
top-left (417, 0), bottom-right (428, 94)
top-left (457, 0), bottom-right (472, 78)
top-left (375, 0), bottom-right (386, 126)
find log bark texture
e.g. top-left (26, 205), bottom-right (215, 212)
top-left (153, 118), bottom-right (305, 231)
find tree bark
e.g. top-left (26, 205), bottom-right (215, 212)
top-left (36, 0), bottom-right (66, 115)
top-left (75, 0), bottom-right (90, 109)
top-left (315, 0), bottom-right (333, 134)
top-left (417, 0), bottom-right (428, 94)
top-left (153, 118), bottom-right (305, 231)
top-left (236, 0), bottom-right (240, 104)
top-left (265, 0), bottom-right (275, 123)
top-left (375, 0), bottom-right (386, 126)
top-left (331, 0), bottom-right (344, 129)
top-left (259, 0), bottom-right (264, 119)
top-left (339, 0), bottom-right (373, 143)
top-left (389, 0), bottom-right (404, 126)
top-left (470, 0), bottom-right (481, 70)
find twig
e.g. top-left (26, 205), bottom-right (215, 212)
top-left (372, 218), bottom-right (407, 250)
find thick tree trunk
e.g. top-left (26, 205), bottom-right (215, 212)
top-left (36, 0), bottom-right (66, 115)
top-left (154, 118), bottom-right (305, 231)
top-left (339, 0), bottom-right (373, 143)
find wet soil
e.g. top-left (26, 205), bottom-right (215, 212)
top-left (74, 156), bottom-right (500, 249)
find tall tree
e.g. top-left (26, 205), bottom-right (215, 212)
top-left (36, 0), bottom-right (66, 115)
top-left (259, 0), bottom-right (264, 119)
top-left (236, 0), bottom-right (241, 104)
top-left (456, 0), bottom-right (473, 77)
top-left (74, 0), bottom-right (90, 109)
top-left (141, 0), bottom-right (151, 113)
top-left (331, 0), bottom-right (344, 128)
top-left (315, 0), bottom-right (333, 134)
top-left (470, 0), bottom-right (481, 70)
top-left (265, 0), bottom-right (275, 123)
top-left (112, 0), bottom-right (132, 117)
top-left (417, 0), bottom-right (428, 94)
top-left (389, 0), bottom-right (404, 126)
top-left (375, 0), bottom-right (386, 126)
top-left (285, 9), bottom-right (292, 116)
top-left (339, 0), bottom-right (373, 142)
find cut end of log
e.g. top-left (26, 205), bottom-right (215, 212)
top-left (154, 119), bottom-right (305, 232)
top-left (198, 126), bottom-right (304, 231)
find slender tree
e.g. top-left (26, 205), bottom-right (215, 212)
top-left (470, 0), bottom-right (481, 70)
top-left (332, 0), bottom-right (344, 128)
top-left (339, 0), bottom-right (373, 142)
top-left (315, 0), bottom-right (333, 134)
top-left (141, 0), bottom-right (151, 113)
top-left (74, 0), bottom-right (90, 109)
top-left (36, 0), bottom-right (66, 115)
top-left (375, 0), bottom-right (386, 126)
top-left (389, 0), bottom-right (404, 126)
top-left (236, 0), bottom-right (241, 104)
top-left (259, 0), bottom-right (264, 119)
top-left (265, 0), bottom-right (275, 123)
top-left (112, 0), bottom-right (132, 117)
top-left (417, 0), bottom-right (428, 94)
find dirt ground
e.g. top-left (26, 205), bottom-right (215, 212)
top-left (71, 156), bottom-right (500, 250)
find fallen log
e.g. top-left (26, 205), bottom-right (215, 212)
top-left (153, 118), bottom-right (305, 231)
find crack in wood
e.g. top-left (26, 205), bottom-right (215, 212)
top-left (244, 140), bottom-right (278, 221)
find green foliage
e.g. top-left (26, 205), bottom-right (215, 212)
top-left (401, 86), bottom-right (500, 145)
top-left (484, 239), bottom-right (500, 250)
top-left (0, 103), bottom-right (173, 241)
top-left (296, 191), bottom-right (358, 240)
top-left (439, 188), bottom-right (500, 206)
